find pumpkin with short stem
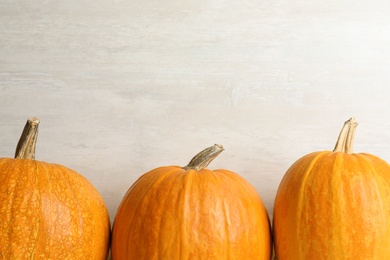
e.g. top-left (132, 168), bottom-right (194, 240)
top-left (273, 118), bottom-right (390, 259)
top-left (0, 117), bottom-right (110, 259)
top-left (111, 144), bottom-right (272, 259)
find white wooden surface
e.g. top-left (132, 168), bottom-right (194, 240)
top-left (1, 0), bottom-right (390, 223)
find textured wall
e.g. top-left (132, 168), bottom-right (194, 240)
top-left (1, 0), bottom-right (390, 223)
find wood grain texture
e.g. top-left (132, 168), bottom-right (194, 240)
top-left (1, 0), bottom-right (390, 228)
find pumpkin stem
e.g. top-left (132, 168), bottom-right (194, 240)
top-left (14, 117), bottom-right (40, 160)
top-left (183, 144), bottom-right (224, 171)
top-left (333, 117), bottom-right (358, 154)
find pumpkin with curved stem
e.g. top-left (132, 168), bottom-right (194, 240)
top-left (273, 118), bottom-right (390, 259)
top-left (0, 117), bottom-right (110, 259)
top-left (112, 144), bottom-right (272, 259)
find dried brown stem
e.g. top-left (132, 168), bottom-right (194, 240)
top-left (333, 117), bottom-right (358, 154)
top-left (183, 144), bottom-right (224, 171)
top-left (15, 117), bottom-right (40, 160)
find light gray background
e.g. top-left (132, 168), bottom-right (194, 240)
top-left (1, 0), bottom-right (390, 223)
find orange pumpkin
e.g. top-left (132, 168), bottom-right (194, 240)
top-left (111, 144), bottom-right (272, 259)
top-left (0, 117), bottom-right (110, 259)
top-left (273, 118), bottom-right (390, 259)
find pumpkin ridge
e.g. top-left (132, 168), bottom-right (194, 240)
top-left (221, 200), bottom-right (231, 259)
top-left (357, 153), bottom-right (390, 257)
top-left (359, 153), bottom-right (390, 195)
top-left (123, 167), bottom-right (181, 258)
top-left (156, 168), bottom-right (187, 258)
top-left (215, 168), bottom-right (271, 258)
top-left (2, 160), bottom-right (24, 257)
top-left (355, 154), bottom-right (387, 227)
top-left (295, 151), bottom-right (328, 258)
top-left (357, 155), bottom-right (387, 257)
top-left (40, 162), bottom-right (68, 257)
top-left (215, 169), bottom-right (259, 198)
top-left (0, 160), bottom-right (17, 225)
top-left (64, 162), bottom-right (110, 259)
top-left (1, 160), bottom-right (16, 257)
top-left (36, 161), bottom-right (51, 257)
top-left (54, 163), bottom-right (82, 257)
top-left (37, 161), bottom-right (108, 259)
top-left (328, 152), bottom-right (348, 259)
top-left (10, 160), bottom-right (41, 258)
top-left (343, 154), bottom-right (388, 258)
top-left (31, 161), bottom-right (41, 257)
top-left (178, 168), bottom-right (192, 259)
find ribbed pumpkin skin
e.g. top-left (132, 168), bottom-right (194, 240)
top-left (0, 158), bottom-right (110, 259)
top-left (274, 151), bottom-right (390, 260)
top-left (112, 167), bottom-right (271, 259)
